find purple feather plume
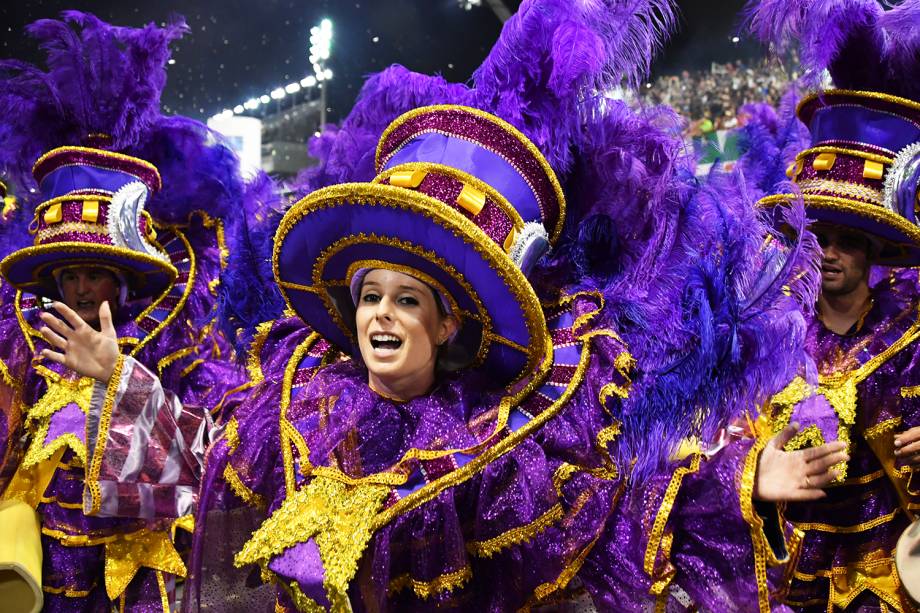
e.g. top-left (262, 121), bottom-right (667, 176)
top-left (744, 0), bottom-right (920, 99)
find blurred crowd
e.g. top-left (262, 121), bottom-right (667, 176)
top-left (642, 59), bottom-right (794, 136)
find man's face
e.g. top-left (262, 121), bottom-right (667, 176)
top-left (57, 266), bottom-right (120, 327)
top-left (813, 224), bottom-right (872, 296)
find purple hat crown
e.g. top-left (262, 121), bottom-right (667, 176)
top-left (274, 106), bottom-right (569, 386)
top-left (757, 90), bottom-right (920, 264)
top-left (375, 105), bottom-right (567, 277)
top-left (0, 145), bottom-right (176, 299)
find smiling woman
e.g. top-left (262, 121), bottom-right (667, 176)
top-left (354, 269), bottom-right (459, 402)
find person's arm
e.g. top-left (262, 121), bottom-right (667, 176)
top-left (38, 301), bottom-right (218, 519)
top-left (83, 353), bottom-right (216, 519)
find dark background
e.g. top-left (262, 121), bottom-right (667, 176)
top-left (0, 0), bottom-right (765, 122)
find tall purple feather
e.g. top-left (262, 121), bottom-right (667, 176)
top-left (281, 0), bottom-right (819, 475)
top-left (745, 0), bottom-right (920, 99)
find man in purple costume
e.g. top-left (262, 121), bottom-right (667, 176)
top-left (48, 1), bottom-right (860, 611)
top-left (0, 13), bottom-right (251, 612)
top-left (746, 0), bottom-right (920, 609)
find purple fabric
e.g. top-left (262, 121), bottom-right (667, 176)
top-left (809, 105), bottom-right (920, 154)
top-left (268, 541), bottom-right (331, 608)
top-left (40, 163), bottom-right (146, 200)
top-left (43, 402), bottom-right (86, 446)
top-left (181, 315), bottom-right (777, 611)
top-left (774, 285), bottom-right (920, 609)
top-left (383, 131), bottom-right (543, 224)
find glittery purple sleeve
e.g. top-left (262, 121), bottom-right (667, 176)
top-left (580, 438), bottom-right (788, 612)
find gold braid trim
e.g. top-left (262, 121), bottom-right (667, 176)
top-left (43, 583), bottom-right (95, 597)
top-left (0, 356), bottom-right (22, 391)
top-left (865, 416), bottom-right (902, 440)
top-left (156, 346), bottom-right (197, 375)
top-left (223, 462), bottom-right (267, 510)
top-left (224, 418), bottom-right (240, 453)
top-left (235, 475), bottom-right (390, 612)
top-left (388, 565), bottom-right (473, 599)
top-left (740, 436), bottom-right (773, 613)
top-left (902, 385), bottom-right (920, 399)
top-left (246, 320), bottom-right (275, 383)
top-left (793, 508), bottom-right (901, 533)
top-left (86, 354), bottom-right (125, 515)
top-left (643, 454), bottom-right (702, 596)
top-left (465, 503), bottom-right (564, 558)
top-left (130, 227), bottom-right (196, 356)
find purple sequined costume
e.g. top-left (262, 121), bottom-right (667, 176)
top-left (743, 0), bottom-right (920, 609)
top-left (77, 0), bottom-right (824, 610)
top-left (0, 12), bottom-right (253, 612)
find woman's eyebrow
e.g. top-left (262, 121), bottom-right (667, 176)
top-left (398, 285), bottom-right (422, 293)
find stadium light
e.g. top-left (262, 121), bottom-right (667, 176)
top-left (270, 87), bottom-right (286, 100)
top-left (244, 98), bottom-right (260, 110)
top-left (285, 82), bottom-right (301, 94)
top-left (233, 104), bottom-right (244, 114)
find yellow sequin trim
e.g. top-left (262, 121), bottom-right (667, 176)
top-left (246, 320), bottom-right (275, 383)
top-left (375, 104), bottom-right (567, 242)
top-left (156, 570), bottom-right (169, 613)
top-left (223, 462), bottom-right (268, 510)
top-left (740, 436), bottom-right (772, 613)
top-left (797, 179), bottom-right (883, 205)
top-left (643, 453), bottom-right (701, 596)
top-left (465, 503), bottom-right (564, 558)
top-left (793, 508), bottom-right (900, 533)
top-left (279, 333), bottom-right (322, 495)
top-left (388, 565), bottom-right (473, 599)
top-left (43, 584), bottom-right (94, 597)
top-left (235, 475), bottom-right (391, 612)
top-left (902, 385), bottom-right (920, 398)
top-left (86, 354), bottom-right (125, 515)
top-left (156, 346), bottom-right (197, 375)
top-left (224, 417), bottom-right (240, 453)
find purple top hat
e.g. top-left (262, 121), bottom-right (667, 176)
top-left (760, 90), bottom-right (920, 265)
top-left (0, 145), bottom-right (177, 300)
top-left (274, 105), bottom-right (567, 386)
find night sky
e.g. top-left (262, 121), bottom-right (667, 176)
top-left (0, 0), bottom-right (763, 123)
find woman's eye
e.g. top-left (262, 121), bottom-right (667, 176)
top-left (398, 296), bottom-right (419, 306)
top-left (361, 293), bottom-right (380, 303)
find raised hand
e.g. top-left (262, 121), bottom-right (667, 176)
top-left (895, 426), bottom-right (920, 468)
top-left (39, 301), bottom-right (120, 383)
top-left (753, 424), bottom-right (849, 502)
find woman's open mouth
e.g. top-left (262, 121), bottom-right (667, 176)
top-left (370, 332), bottom-right (403, 355)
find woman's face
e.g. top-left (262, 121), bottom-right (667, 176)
top-left (355, 269), bottom-right (457, 400)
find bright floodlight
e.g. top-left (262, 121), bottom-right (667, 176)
top-left (260, 94), bottom-right (271, 104)
top-left (324, 68), bottom-right (333, 80)
top-left (233, 104), bottom-right (244, 114)
top-left (320, 18), bottom-right (332, 32)
top-left (285, 82), bottom-right (301, 94)
top-left (302, 75), bottom-right (317, 87)
top-left (244, 98), bottom-right (260, 110)
top-left (270, 87), bottom-right (286, 100)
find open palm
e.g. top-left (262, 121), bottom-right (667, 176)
top-left (39, 301), bottom-right (121, 383)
